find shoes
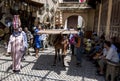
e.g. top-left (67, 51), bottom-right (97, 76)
top-left (13, 70), bottom-right (20, 73)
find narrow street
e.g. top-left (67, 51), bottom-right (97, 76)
top-left (0, 0), bottom-right (120, 81)
top-left (0, 47), bottom-right (104, 81)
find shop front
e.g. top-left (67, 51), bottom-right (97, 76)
top-left (0, 0), bottom-right (44, 53)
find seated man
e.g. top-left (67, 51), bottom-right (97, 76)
top-left (97, 41), bottom-right (119, 75)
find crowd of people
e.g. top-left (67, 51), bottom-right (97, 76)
top-left (6, 15), bottom-right (120, 75)
top-left (69, 29), bottom-right (120, 76)
top-left (83, 33), bottom-right (120, 76)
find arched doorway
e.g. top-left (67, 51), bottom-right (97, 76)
top-left (64, 15), bottom-right (92, 38)
top-left (64, 15), bottom-right (85, 30)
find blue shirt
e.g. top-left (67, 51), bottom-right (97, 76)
top-left (34, 28), bottom-right (41, 42)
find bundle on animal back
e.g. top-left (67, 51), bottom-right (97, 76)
top-left (53, 34), bottom-right (63, 46)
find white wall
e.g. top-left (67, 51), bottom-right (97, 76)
top-left (78, 16), bottom-right (83, 28)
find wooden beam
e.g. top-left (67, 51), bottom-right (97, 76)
top-left (38, 29), bottom-right (78, 34)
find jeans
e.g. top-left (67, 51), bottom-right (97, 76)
top-left (76, 47), bottom-right (83, 63)
top-left (70, 44), bottom-right (74, 55)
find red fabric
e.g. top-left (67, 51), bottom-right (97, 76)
top-left (13, 15), bottom-right (21, 29)
top-left (69, 36), bottom-right (75, 45)
top-left (79, 0), bottom-right (84, 2)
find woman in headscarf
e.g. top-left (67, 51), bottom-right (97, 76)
top-left (7, 15), bottom-right (24, 73)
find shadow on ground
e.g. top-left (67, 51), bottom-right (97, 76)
top-left (32, 54), bottom-right (66, 75)
top-left (0, 49), bottom-right (104, 81)
top-left (32, 53), bottom-right (104, 81)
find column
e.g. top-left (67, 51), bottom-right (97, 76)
top-left (105, 0), bottom-right (113, 40)
top-left (78, 16), bottom-right (83, 28)
top-left (64, 19), bottom-right (67, 30)
top-left (97, 4), bottom-right (102, 36)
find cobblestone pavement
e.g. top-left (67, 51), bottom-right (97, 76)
top-left (0, 47), bottom-right (105, 81)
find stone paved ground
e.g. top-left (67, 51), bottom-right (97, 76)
top-left (0, 47), bottom-right (105, 81)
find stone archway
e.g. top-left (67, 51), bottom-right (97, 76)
top-left (62, 12), bottom-right (88, 29)
top-left (61, 9), bottom-right (95, 31)
top-left (64, 15), bottom-right (86, 29)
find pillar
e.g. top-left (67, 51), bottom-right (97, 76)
top-left (105, 0), bottom-right (113, 40)
top-left (97, 4), bottom-right (102, 36)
